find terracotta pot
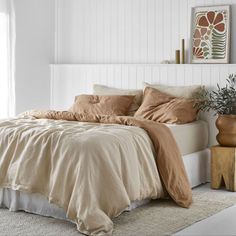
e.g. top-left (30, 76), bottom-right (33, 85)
top-left (216, 114), bottom-right (236, 147)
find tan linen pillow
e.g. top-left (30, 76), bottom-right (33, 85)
top-left (93, 84), bottom-right (143, 116)
top-left (135, 87), bottom-right (198, 124)
top-left (143, 82), bottom-right (204, 99)
top-left (69, 95), bottom-right (134, 116)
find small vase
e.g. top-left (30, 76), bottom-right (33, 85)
top-left (216, 114), bottom-right (236, 147)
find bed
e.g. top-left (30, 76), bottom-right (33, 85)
top-left (0, 115), bottom-right (209, 235)
top-left (0, 66), bottom-right (212, 235)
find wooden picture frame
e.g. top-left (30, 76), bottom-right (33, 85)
top-left (190, 5), bottom-right (231, 64)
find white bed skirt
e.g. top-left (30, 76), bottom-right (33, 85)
top-left (0, 188), bottom-right (151, 221)
top-left (0, 149), bottom-right (210, 221)
top-left (184, 148), bottom-right (210, 188)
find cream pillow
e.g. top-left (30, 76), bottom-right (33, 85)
top-left (143, 82), bottom-right (204, 99)
top-left (93, 84), bottom-right (143, 116)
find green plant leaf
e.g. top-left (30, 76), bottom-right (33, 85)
top-left (211, 29), bottom-right (227, 59)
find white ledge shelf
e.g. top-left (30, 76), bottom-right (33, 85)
top-left (50, 63), bottom-right (236, 67)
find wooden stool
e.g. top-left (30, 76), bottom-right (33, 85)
top-left (211, 146), bottom-right (236, 191)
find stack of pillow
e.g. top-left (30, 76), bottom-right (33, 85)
top-left (69, 83), bottom-right (204, 124)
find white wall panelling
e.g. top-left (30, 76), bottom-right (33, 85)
top-left (10, 0), bottom-right (236, 113)
top-left (56, 0), bottom-right (236, 64)
top-left (51, 63), bottom-right (236, 146)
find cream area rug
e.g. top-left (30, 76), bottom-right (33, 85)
top-left (0, 184), bottom-right (236, 236)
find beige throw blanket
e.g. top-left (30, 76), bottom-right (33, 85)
top-left (0, 110), bottom-right (192, 235)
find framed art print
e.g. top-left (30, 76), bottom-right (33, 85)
top-left (190, 5), bottom-right (230, 64)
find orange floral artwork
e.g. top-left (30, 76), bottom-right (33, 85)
top-left (191, 6), bottom-right (230, 63)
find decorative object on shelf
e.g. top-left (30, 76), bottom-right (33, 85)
top-left (175, 50), bottom-right (180, 64)
top-left (181, 39), bottom-right (185, 64)
top-left (197, 74), bottom-right (236, 146)
top-left (190, 5), bottom-right (230, 64)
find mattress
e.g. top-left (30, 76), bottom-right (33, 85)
top-left (165, 120), bottom-right (208, 156)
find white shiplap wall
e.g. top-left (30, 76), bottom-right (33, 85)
top-left (51, 64), bottom-right (236, 109)
top-left (55, 0), bottom-right (236, 64)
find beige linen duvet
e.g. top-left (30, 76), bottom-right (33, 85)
top-left (0, 111), bottom-right (192, 235)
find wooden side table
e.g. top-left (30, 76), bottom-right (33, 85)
top-left (211, 146), bottom-right (236, 191)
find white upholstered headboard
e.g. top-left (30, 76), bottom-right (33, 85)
top-left (50, 63), bottom-right (236, 146)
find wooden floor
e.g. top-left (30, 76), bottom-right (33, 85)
top-left (174, 184), bottom-right (236, 236)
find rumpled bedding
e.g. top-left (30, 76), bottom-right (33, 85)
top-left (0, 110), bottom-right (192, 235)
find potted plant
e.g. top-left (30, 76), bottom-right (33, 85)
top-left (197, 74), bottom-right (236, 147)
